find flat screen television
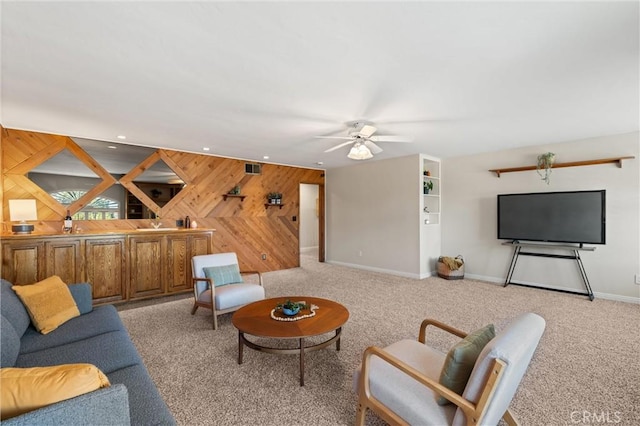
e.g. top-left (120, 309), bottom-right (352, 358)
top-left (497, 190), bottom-right (606, 245)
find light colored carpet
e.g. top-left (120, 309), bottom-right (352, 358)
top-left (119, 255), bottom-right (640, 425)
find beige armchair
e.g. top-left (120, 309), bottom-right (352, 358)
top-left (191, 253), bottom-right (265, 330)
top-left (354, 313), bottom-right (545, 426)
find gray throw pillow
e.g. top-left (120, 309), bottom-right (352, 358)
top-left (437, 323), bottom-right (495, 405)
top-left (203, 264), bottom-right (244, 287)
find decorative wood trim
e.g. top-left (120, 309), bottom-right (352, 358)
top-left (489, 156), bottom-right (635, 177)
top-left (64, 139), bottom-right (117, 214)
top-left (4, 138), bottom-right (67, 175)
top-left (4, 174), bottom-right (67, 217)
top-left (119, 150), bottom-right (193, 218)
top-left (4, 136), bottom-right (117, 216)
top-left (156, 150), bottom-right (192, 216)
top-left (318, 183), bottom-right (325, 262)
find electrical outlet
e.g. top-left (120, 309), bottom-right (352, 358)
top-left (261, 254), bottom-right (267, 260)
top-left (635, 274), bottom-right (640, 285)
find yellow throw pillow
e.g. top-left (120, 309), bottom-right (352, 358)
top-left (0, 364), bottom-right (111, 420)
top-left (12, 276), bottom-right (81, 334)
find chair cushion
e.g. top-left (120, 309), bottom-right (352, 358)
top-left (452, 313), bottom-right (545, 426)
top-left (1, 280), bottom-right (31, 338)
top-left (19, 305), bottom-right (125, 355)
top-left (15, 330), bottom-right (142, 375)
top-left (198, 284), bottom-right (265, 310)
top-left (12, 276), bottom-right (81, 335)
top-left (1, 315), bottom-right (21, 368)
top-left (107, 364), bottom-right (175, 426)
top-left (437, 323), bottom-right (495, 405)
top-left (192, 253), bottom-right (239, 279)
top-left (67, 283), bottom-right (93, 315)
top-left (0, 363), bottom-right (110, 420)
top-left (203, 264), bottom-right (244, 287)
top-left (353, 339), bottom-right (457, 425)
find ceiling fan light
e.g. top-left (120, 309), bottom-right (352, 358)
top-left (347, 143), bottom-right (373, 160)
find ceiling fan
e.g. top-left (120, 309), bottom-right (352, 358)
top-left (317, 122), bottom-right (412, 160)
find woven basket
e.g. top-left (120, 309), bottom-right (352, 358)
top-left (437, 255), bottom-right (465, 280)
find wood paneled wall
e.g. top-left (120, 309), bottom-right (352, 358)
top-left (1, 127), bottom-right (325, 271)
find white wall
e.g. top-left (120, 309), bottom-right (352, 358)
top-left (442, 132), bottom-right (639, 301)
top-left (327, 155), bottom-right (421, 277)
top-left (299, 183), bottom-right (319, 252)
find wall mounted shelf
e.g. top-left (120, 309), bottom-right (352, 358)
top-left (489, 156), bottom-right (635, 177)
top-left (264, 203), bottom-right (284, 209)
top-left (222, 194), bottom-right (246, 201)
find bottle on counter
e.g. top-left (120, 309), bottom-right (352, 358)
top-left (184, 216), bottom-right (190, 229)
top-left (63, 210), bottom-right (73, 233)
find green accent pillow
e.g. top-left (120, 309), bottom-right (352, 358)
top-left (203, 264), bottom-right (244, 287)
top-left (437, 323), bottom-right (495, 405)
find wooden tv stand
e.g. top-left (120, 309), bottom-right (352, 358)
top-left (502, 241), bottom-right (595, 301)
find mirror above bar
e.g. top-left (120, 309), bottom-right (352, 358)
top-left (28, 138), bottom-right (185, 220)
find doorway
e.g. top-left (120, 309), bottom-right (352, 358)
top-left (299, 183), bottom-right (324, 262)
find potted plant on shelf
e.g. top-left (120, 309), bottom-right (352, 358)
top-left (267, 192), bottom-right (282, 204)
top-left (424, 180), bottom-right (434, 194)
top-left (536, 152), bottom-right (556, 184)
top-left (276, 299), bottom-right (309, 316)
top-left (228, 185), bottom-right (241, 195)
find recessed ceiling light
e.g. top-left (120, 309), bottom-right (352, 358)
top-left (316, 161), bottom-right (324, 165)
top-left (117, 135), bottom-right (126, 140)
top-left (107, 146), bottom-right (117, 149)
top-left (203, 147), bottom-right (210, 151)
top-left (263, 155), bottom-right (270, 160)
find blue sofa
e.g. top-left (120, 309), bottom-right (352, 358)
top-left (0, 279), bottom-right (175, 425)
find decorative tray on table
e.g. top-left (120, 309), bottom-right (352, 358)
top-left (270, 300), bottom-right (319, 322)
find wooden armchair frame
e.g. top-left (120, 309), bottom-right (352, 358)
top-left (191, 270), bottom-right (263, 330)
top-left (356, 319), bottom-right (518, 426)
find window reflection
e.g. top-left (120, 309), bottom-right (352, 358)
top-left (50, 190), bottom-right (120, 220)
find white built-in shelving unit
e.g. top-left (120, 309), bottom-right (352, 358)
top-left (422, 158), bottom-right (440, 225)
top-left (420, 155), bottom-right (442, 277)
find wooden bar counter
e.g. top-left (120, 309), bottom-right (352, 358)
top-left (1, 228), bottom-right (215, 305)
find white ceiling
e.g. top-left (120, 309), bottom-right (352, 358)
top-left (2, 1), bottom-right (638, 170)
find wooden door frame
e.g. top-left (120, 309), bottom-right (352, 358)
top-left (299, 182), bottom-right (325, 263)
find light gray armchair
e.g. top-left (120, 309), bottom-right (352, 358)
top-left (354, 312), bottom-right (545, 426)
top-left (191, 252), bottom-right (265, 329)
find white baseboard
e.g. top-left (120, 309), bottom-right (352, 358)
top-left (326, 260), bottom-right (424, 279)
top-left (465, 273), bottom-right (640, 304)
top-left (317, 266), bottom-right (640, 303)
top-left (300, 246), bottom-right (319, 254)
top-left (592, 292), bottom-right (640, 304)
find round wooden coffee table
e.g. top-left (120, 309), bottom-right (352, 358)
top-left (231, 296), bottom-right (349, 386)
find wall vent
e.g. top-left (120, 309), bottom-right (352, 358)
top-left (245, 163), bottom-right (261, 175)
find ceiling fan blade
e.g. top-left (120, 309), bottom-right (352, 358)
top-left (314, 136), bottom-right (354, 140)
top-left (324, 140), bottom-right (355, 153)
top-left (369, 135), bottom-right (413, 143)
top-left (364, 140), bottom-right (383, 154)
top-left (358, 125), bottom-right (377, 138)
